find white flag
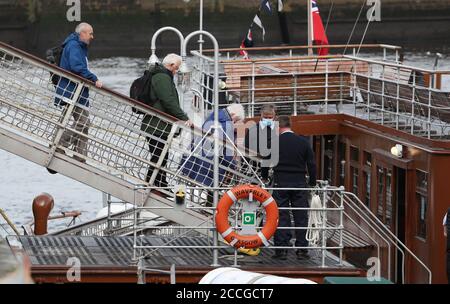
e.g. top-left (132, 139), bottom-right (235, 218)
top-left (278, 0), bottom-right (284, 12)
top-left (253, 14), bottom-right (266, 41)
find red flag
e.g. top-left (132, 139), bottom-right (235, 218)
top-left (239, 29), bottom-right (253, 59)
top-left (312, 0), bottom-right (329, 56)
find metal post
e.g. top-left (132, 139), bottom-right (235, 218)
top-left (428, 73), bottom-right (432, 139)
top-left (137, 258), bottom-right (145, 284)
top-left (150, 27), bottom-right (185, 59)
top-left (395, 67), bottom-right (400, 130)
top-left (307, 0), bottom-right (313, 56)
top-left (199, 0), bottom-right (204, 54)
top-left (106, 197), bottom-right (112, 234)
top-left (411, 72), bottom-right (416, 134)
top-left (251, 62), bottom-right (256, 117)
top-left (352, 60), bottom-right (357, 114)
top-left (149, 27), bottom-right (186, 111)
top-left (338, 187), bottom-right (344, 266)
top-left (381, 65), bottom-right (385, 125)
top-left (367, 64), bottom-right (372, 120)
top-left (170, 264), bottom-right (176, 284)
top-left (183, 30), bottom-right (220, 266)
top-left (132, 189), bottom-right (139, 261)
top-left (321, 185), bottom-right (327, 268)
top-left (325, 60), bottom-right (329, 113)
top-left (293, 75), bottom-right (298, 115)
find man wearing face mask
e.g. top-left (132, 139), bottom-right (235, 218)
top-left (244, 104), bottom-right (277, 184)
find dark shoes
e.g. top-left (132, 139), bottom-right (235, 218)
top-left (271, 250), bottom-right (288, 260)
top-left (47, 147), bottom-right (66, 174)
top-left (46, 168), bottom-right (58, 175)
top-left (296, 249), bottom-right (310, 259)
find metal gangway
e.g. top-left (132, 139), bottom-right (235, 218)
top-left (0, 41), bottom-right (262, 231)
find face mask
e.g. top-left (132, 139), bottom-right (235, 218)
top-left (261, 118), bottom-right (274, 128)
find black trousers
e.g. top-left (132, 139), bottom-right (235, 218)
top-left (272, 188), bottom-right (309, 247)
top-left (146, 135), bottom-right (168, 188)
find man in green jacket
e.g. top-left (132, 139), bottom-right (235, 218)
top-left (141, 53), bottom-right (192, 189)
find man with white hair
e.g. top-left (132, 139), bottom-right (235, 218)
top-left (141, 53), bottom-right (192, 189)
top-left (181, 103), bottom-right (245, 201)
top-left (49, 22), bottom-right (102, 174)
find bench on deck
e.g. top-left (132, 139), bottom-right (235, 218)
top-left (356, 70), bottom-right (450, 123)
top-left (238, 72), bottom-right (352, 115)
top-left (222, 59), bottom-right (369, 115)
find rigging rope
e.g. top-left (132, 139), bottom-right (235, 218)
top-left (342, 0), bottom-right (367, 56)
top-left (356, 11), bottom-right (375, 57)
top-left (306, 193), bottom-right (324, 247)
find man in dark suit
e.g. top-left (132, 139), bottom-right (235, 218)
top-left (244, 104), bottom-right (277, 183)
top-left (271, 115), bottom-right (317, 260)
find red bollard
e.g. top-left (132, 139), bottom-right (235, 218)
top-left (32, 193), bottom-right (54, 236)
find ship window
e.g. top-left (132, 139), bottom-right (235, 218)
top-left (323, 136), bottom-right (335, 184)
top-left (350, 146), bottom-right (359, 162)
top-left (351, 166), bottom-right (359, 196)
top-left (350, 146), bottom-right (359, 197)
top-left (363, 151), bottom-right (372, 208)
top-left (385, 169), bottom-right (393, 228)
top-left (364, 151), bottom-right (372, 166)
top-left (377, 166), bottom-right (385, 221)
top-left (416, 170), bottom-right (428, 239)
top-left (364, 171), bottom-right (371, 208)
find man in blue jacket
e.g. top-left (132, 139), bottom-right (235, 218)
top-left (180, 104), bottom-right (245, 205)
top-left (53, 22), bottom-right (102, 166)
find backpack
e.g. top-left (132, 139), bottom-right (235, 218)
top-left (45, 45), bottom-right (64, 86)
top-left (129, 70), bottom-right (156, 115)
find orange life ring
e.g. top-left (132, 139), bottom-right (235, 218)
top-left (215, 184), bottom-right (279, 249)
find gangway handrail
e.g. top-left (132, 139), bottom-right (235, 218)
top-left (0, 41), bottom-right (184, 123)
top-left (341, 190), bottom-right (432, 284)
top-left (0, 41), bottom-right (265, 233)
top-left (0, 39), bottom-right (267, 167)
top-left (0, 209), bottom-right (20, 236)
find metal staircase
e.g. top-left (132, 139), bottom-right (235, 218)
top-left (0, 42), bottom-right (261, 230)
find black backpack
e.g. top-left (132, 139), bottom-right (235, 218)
top-left (129, 70), bottom-right (156, 114)
top-left (45, 45), bottom-right (64, 86)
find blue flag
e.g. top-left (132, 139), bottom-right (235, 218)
top-left (261, 0), bottom-right (272, 14)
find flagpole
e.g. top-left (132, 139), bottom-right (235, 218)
top-left (307, 0), bottom-right (313, 56)
top-left (199, 0), bottom-right (204, 54)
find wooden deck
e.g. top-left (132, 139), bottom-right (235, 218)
top-left (18, 235), bottom-right (365, 283)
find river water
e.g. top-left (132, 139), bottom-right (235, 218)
top-left (0, 52), bottom-right (449, 234)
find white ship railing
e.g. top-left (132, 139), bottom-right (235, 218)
top-left (192, 51), bottom-right (450, 140)
top-left (130, 183), bottom-right (432, 284)
top-left (131, 183), bottom-right (347, 269)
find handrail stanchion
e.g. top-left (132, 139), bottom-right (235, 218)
top-left (182, 30), bottom-right (221, 267)
top-left (321, 183), bottom-right (327, 267)
top-left (338, 186), bottom-right (344, 266)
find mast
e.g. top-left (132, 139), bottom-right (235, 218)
top-left (307, 0), bottom-right (313, 56)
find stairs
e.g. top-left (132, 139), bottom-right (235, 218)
top-left (0, 41), bottom-right (261, 230)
